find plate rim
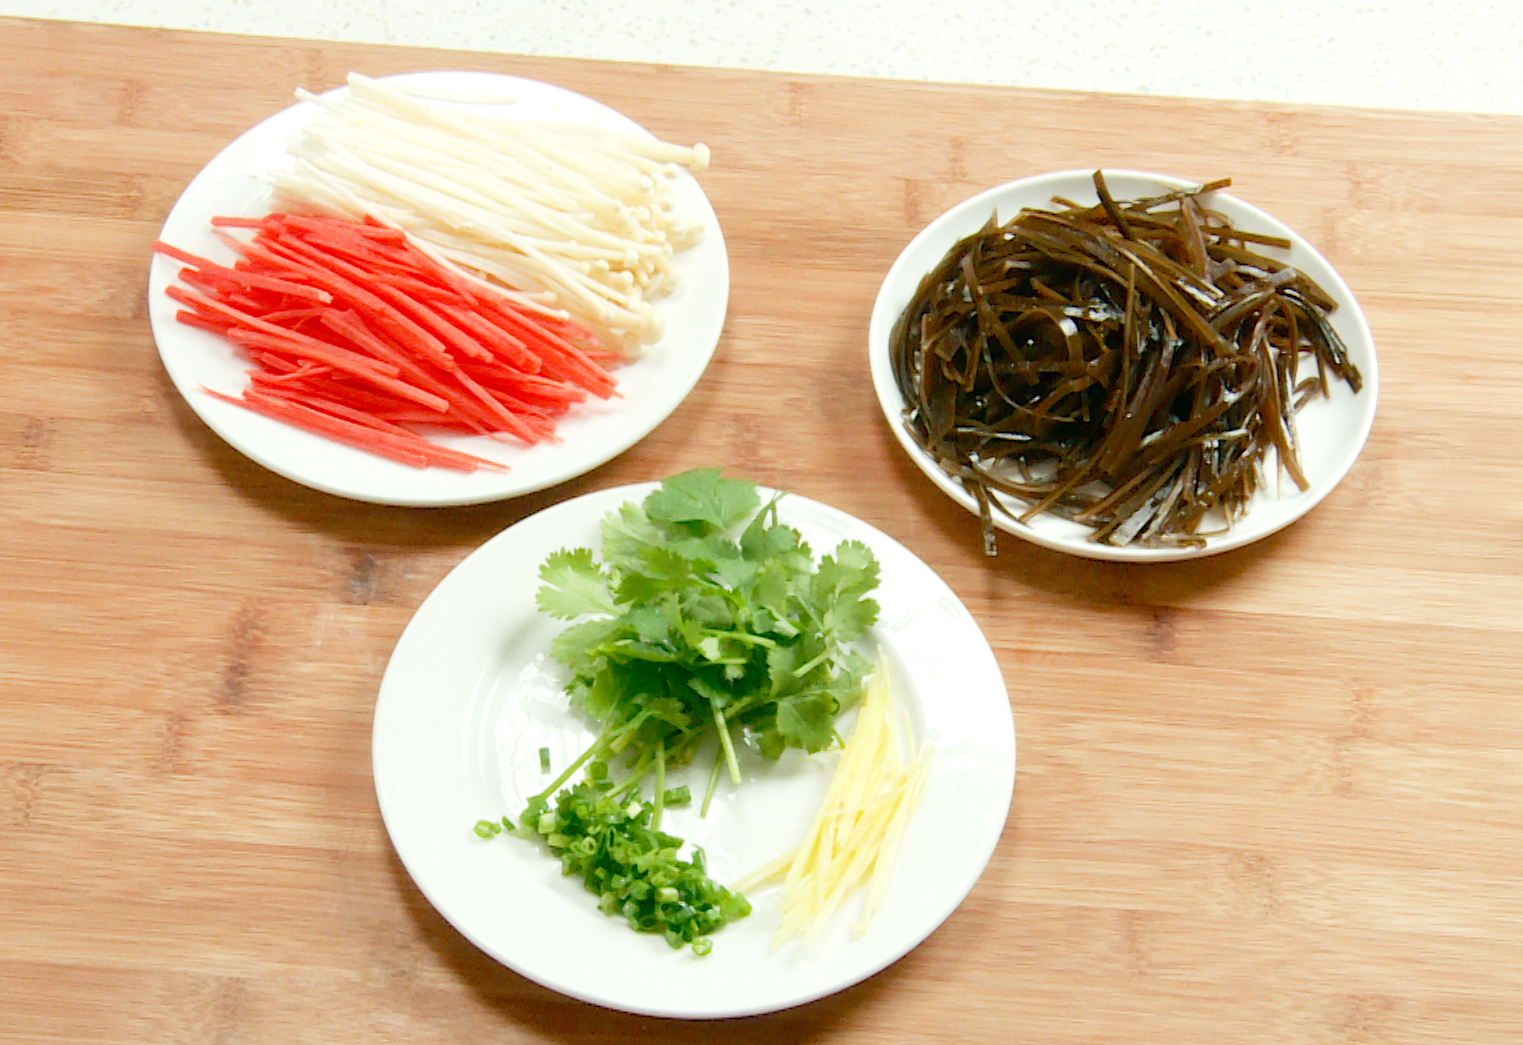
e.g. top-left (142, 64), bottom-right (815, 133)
top-left (147, 70), bottom-right (730, 507)
top-left (867, 167), bottom-right (1380, 563)
top-left (371, 480), bottom-right (1016, 1018)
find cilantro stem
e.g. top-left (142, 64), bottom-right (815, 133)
top-left (709, 694), bottom-right (742, 785)
top-left (651, 744), bottom-right (667, 831)
top-left (611, 748), bottom-right (655, 799)
top-left (607, 709), bottom-right (653, 757)
top-left (534, 734), bottom-right (610, 801)
top-left (700, 746), bottom-right (724, 817)
top-left (708, 630), bottom-right (778, 648)
top-left (721, 690), bottom-right (771, 722)
top-left (791, 648), bottom-right (831, 679)
top-left (535, 712), bottom-right (650, 802)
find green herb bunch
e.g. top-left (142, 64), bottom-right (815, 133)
top-left (533, 468), bottom-right (882, 817)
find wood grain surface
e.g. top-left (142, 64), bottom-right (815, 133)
top-left (5, 15), bottom-right (1523, 1045)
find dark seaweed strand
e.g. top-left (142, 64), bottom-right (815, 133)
top-left (889, 172), bottom-right (1362, 553)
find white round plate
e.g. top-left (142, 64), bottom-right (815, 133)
top-left (868, 169), bottom-right (1379, 562)
top-left (372, 483), bottom-right (1015, 1018)
top-left (148, 71), bottom-right (729, 506)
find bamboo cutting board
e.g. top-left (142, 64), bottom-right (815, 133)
top-left (5, 15), bottom-right (1523, 1044)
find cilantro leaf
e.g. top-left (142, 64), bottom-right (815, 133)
top-left (813, 540), bottom-right (881, 643)
top-left (712, 555), bottom-right (758, 593)
top-left (600, 501), bottom-right (665, 571)
top-left (814, 539), bottom-right (881, 606)
top-left (773, 691), bottom-right (837, 753)
top-left (643, 468), bottom-right (760, 533)
top-left (827, 594), bottom-right (880, 646)
top-left (536, 548), bottom-right (619, 620)
top-left (548, 615), bottom-right (625, 669)
top-left (615, 546), bottom-right (696, 606)
top-left (766, 643), bottom-right (802, 697)
top-left (740, 496), bottom-right (797, 560)
top-left (687, 673), bottom-right (733, 710)
top-left (639, 694), bottom-right (693, 732)
top-left (625, 604), bottom-right (674, 646)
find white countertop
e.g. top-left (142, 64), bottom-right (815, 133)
top-left (3, 0), bottom-right (1519, 116)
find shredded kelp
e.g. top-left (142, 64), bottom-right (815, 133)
top-left (889, 171), bottom-right (1362, 554)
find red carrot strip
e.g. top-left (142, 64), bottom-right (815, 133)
top-left (253, 361), bottom-right (333, 384)
top-left (270, 368), bottom-right (499, 437)
top-left (301, 231), bottom-right (424, 274)
top-left (315, 309), bottom-right (497, 430)
top-left (258, 307), bottom-right (328, 325)
top-left (201, 386), bottom-right (504, 472)
top-left (316, 308), bottom-right (433, 377)
top-left (458, 363), bottom-right (587, 403)
top-left (225, 328), bottom-right (450, 413)
top-left (265, 226), bottom-right (495, 364)
top-left (176, 269), bottom-right (300, 315)
top-left (166, 285), bottom-right (402, 379)
top-left (252, 351), bottom-right (308, 375)
top-left (246, 233), bottom-right (459, 370)
top-left (253, 372), bottom-right (412, 412)
top-left (446, 305), bottom-right (543, 373)
top-left (450, 380), bottom-right (564, 425)
top-left (151, 241), bottom-right (225, 268)
top-left (398, 299), bottom-right (497, 364)
top-left (473, 297), bottom-right (616, 398)
top-left (175, 309), bottom-right (235, 336)
top-left (251, 381), bottom-right (427, 440)
top-left (153, 240), bottom-right (333, 303)
top-left (202, 386), bottom-right (432, 468)
top-left (279, 212), bottom-right (408, 246)
top-left (446, 368), bottom-right (542, 446)
top-left (368, 408), bottom-right (509, 428)
top-left (367, 269), bottom-right (469, 304)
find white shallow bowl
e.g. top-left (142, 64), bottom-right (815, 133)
top-left (867, 169), bottom-right (1379, 562)
top-left (148, 71), bottom-right (728, 506)
top-left (372, 482), bottom-right (1015, 1018)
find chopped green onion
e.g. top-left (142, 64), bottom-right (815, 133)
top-left (539, 746), bottom-right (551, 773)
top-left (515, 777), bottom-right (750, 953)
top-left (473, 819), bottom-right (501, 838)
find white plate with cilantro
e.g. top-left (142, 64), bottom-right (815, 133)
top-left (372, 475), bottom-right (1015, 1018)
top-left (148, 70), bottom-right (728, 506)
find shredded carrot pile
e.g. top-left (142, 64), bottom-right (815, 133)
top-left (155, 212), bottom-right (622, 471)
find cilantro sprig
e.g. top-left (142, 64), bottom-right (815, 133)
top-left (532, 468), bottom-right (882, 818)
